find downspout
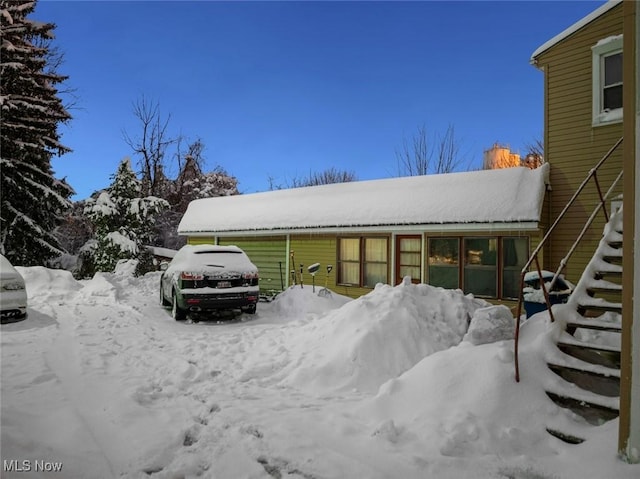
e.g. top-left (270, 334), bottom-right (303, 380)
top-left (285, 234), bottom-right (291, 289)
top-left (619, 0), bottom-right (639, 463)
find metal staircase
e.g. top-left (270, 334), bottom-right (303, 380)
top-left (512, 137), bottom-right (624, 444)
top-left (544, 207), bottom-right (623, 442)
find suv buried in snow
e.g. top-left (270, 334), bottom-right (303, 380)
top-left (0, 254), bottom-right (27, 323)
top-left (160, 244), bottom-right (259, 320)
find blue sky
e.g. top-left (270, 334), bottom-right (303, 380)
top-left (37, 0), bottom-right (605, 200)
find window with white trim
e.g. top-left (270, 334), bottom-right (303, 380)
top-left (592, 35), bottom-right (623, 126)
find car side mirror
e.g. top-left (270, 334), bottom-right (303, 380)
top-left (159, 261), bottom-right (169, 271)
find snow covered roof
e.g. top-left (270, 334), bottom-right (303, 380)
top-left (178, 164), bottom-right (550, 235)
top-left (149, 246), bottom-right (178, 259)
top-left (530, 0), bottom-right (621, 63)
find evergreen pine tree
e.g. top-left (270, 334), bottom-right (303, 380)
top-left (0, 0), bottom-right (74, 265)
top-left (84, 158), bottom-right (168, 273)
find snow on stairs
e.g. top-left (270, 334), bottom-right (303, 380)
top-left (545, 207), bottom-right (623, 444)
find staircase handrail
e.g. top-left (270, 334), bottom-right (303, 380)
top-left (514, 136), bottom-right (623, 382)
top-left (548, 169), bottom-right (623, 291)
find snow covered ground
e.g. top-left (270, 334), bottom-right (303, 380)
top-left (2, 264), bottom-right (638, 479)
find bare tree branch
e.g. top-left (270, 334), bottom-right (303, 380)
top-left (523, 137), bottom-right (545, 169)
top-left (270, 167), bottom-right (357, 190)
top-left (524, 137), bottom-right (544, 158)
top-left (122, 96), bottom-right (176, 196)
top-left (396, 124), bottom-right (463, 176)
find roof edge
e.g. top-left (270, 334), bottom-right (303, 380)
top-left (530, 0), bottom-right (622, 64)
top-left (179, 221), bottom-right (542, 237)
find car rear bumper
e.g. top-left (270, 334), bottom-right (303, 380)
top-left (1, 291), bottom-right (27, 321)
top-left (1, 306), bottom-right (27, 323)
top-left (179, 290), bottom-right (259, 311)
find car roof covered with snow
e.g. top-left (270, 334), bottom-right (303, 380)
top-left (178, 164), bottom-right (550, 235)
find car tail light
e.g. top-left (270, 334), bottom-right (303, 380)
top-left (2, 282), bottom-right (25, 291)
top-left (242, 271), bottom-right (259, 286)
top-left (181, 272), bottom-right (204, 281)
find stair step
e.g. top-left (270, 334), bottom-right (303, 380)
top-left (602, 255), bottom-right (622, 265)
top-left (584, 278), bottom-right (622, 294)
top-left (594, 270), bottom-right (622, 280)
top-left (566, 317), bottom-right (622, 333)
top-left (546, 428), bottom-right (585, 444)
top-left (545, 391), bottom-right (619, 426)
top-left (607, 241), bottom-right (622, 249)
top-left (548, 363), bottom-right (620, 397)
top-left (586, 285), bottom-right (622, 295)
top-left (577, 300), bottom-right (622, 314)
top-left (557, 341), bottom-right (621, 369)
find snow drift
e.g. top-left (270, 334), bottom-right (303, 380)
top-left (278, 278), bottom-right (491, 394)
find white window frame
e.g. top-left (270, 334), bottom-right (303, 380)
top-left (591, 35), bottom-right (623, 127)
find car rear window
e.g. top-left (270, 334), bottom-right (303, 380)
top-left (184, 251), bottom-right (255, 271)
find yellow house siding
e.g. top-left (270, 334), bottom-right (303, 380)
top-left (187, 236), bottom-right (216, 245)
top-left (288, 234), bottom-right (345, 292)
top-left (535, 3), bottom-right (624, 284)
top-left (218, 236), bottom-right (288, 293)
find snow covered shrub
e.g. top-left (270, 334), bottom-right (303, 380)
top-left (85, 159), bottom-right (168, 273)
top-left (74, 239), bottom-right (97, 279)
top-left (134, 247), bottom-right (156, 277)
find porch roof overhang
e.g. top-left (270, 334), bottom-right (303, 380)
top-left (178, 164), bottom-right (549, 237)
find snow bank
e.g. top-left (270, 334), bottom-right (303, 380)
top-left (362, 313), bottom-right (566, 459)
top-left (268, 284), bottom-right (352, 320)
top-left (17, 266), bottom-right (82, 300)
top-left (362, 337), bottom-right (556, 458)
top-left (280, 279), bottom-right (491, 394)
top-left (463, 305), bottom-right (515, 345)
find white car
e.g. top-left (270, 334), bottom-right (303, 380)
top-left (0, 254), bottom-right (27, 323)
top-left (160, 244), bottom-right (259, 320)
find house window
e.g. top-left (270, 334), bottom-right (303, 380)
top-left (502, 237), bottom-right (529, 300)
top-left (464, 238), bottom-right (497, 298)
top-left (592, 35), bottom-right (623, 126)
top-left (397, 236), bottom-right (422, 283)
top-left (427, 236), bottom-right (529, 300)
top-left (364, 238), bottom-right (388, 287)
top-left (338, 237), bottom-right (389, 287)
top-left (428, 238), bottom-right (459, 289)
top-left (338, 238), bottom-right (360, 285)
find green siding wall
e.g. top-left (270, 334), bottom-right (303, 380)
top-left (535, 4), bottom-right (624, 285)
top-left (187, 236), bottom-right (216, 246)
top-left (288, 234), bottom-right (344, 293)
top-left (218, 236), bottom-right (288, 293)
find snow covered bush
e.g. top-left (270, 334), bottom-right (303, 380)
top-left (84, 158), bottom-right (168, 273)
top-left (134, 247), bottom-right (156, 277)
